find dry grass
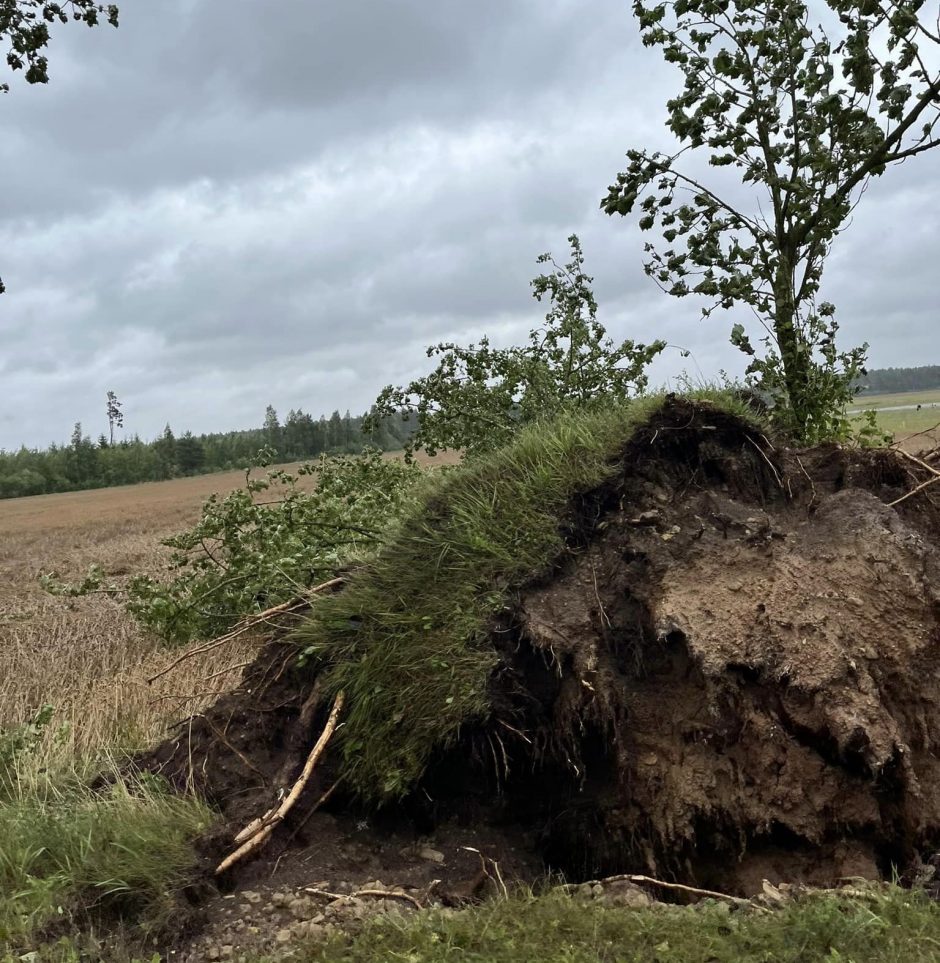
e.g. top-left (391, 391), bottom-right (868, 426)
top-left (2, 468), bottom-right (321, 763)
top-left (0, 476), bottom-right (260, 766)
top-left (0, 454), bottom-right (456, 767)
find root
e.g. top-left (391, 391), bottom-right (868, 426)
top-left (563, 874), bottom-right (748, 907)
top-left (148, 577), bottom-right (345, 685)
top-left (215, 690), bottom-right (346, 875)
top-left (304, 887), bottom-right (424, 910)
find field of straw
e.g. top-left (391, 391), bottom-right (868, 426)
top-left (0, 467), bottom-right (306, 766)
top-left (0, 454), bottom-right (456, 767)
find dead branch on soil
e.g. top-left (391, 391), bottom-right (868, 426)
top-left (215, 690), bottom-right (345, 875)
top-left (563, 873), bottom-right (748, 907)
top-left (884, 447), bottom-right (940, 508)
top-left (461, 846), bottom-right (509, 899)
top-left (147, 577), bottom-right (345, 684)
top-left (895, 448), bottom-right (940, 478)
top-left (304, 887), bottom-right (424, 910)
top-left (888, 475), bottom-right (940, 507)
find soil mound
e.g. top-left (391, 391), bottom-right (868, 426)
top-left (139, 398), bottom-right (940, 905)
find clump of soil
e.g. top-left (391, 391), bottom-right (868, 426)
top-left (138, 398), bottom-right (940, 945)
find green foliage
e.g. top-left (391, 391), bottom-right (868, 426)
top-left (729, 306), bottom-right (875, 444)
top-left (368, 235), bottom-right (665, 457)
top-left (603, 0), bottom-right (940, 441)
top-left (0, 0), bottom-right (117, 87)
top-left (0, 769), bottom-right (211, 952)
top-left (286, 886), bottom-right (940, 963)
top-left (43, 450), bottom-right (423, 645)
top-left (296, 393), bottom-right (760, 801)
top-left (0, 705), bottom-right (67, 795)
top-left (858, 365), bottom-right (940, 395)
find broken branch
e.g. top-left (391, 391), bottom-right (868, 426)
top-left (215, 690), bottom-right (345, 875)
top-left (147, 577), bottom-right (344, 684)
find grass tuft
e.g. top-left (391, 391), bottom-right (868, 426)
top-left (283, 885), bottom-right (940, 963)
top-left (295, 391), bottom-right (762, 801)
top-left (0, 757), bottom-right (213, 952)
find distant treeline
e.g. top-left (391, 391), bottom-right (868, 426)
top-left (0, 407), bottom-right (415, 500)
top-left (855, 365), bottom-right (940, 395)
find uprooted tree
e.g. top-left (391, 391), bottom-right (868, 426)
top-left (0, 0), bottom-right (119, 293)
top-left (367, 235), bottom-right (666, 457)
top-left (603, 0), bottom-right (940, 441)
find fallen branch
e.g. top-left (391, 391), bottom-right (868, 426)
top-left (563, 873), bottom-right (748, 907)
top-left (304, 887), bottom-right (423, 910)
top-left (147, 577), bottom-right (345, 685)
top-left (215, 690), bottom-right (345, 875)
top-left (895, 448), bottom-right (940, 478)
top-left (888, 475), bottom-right (940, 507)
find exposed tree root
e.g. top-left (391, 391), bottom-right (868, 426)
top-left (215, 690), bottom-right (345, 875)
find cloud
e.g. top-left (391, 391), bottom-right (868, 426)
top-left (1, 0), bottom-right (937, 450)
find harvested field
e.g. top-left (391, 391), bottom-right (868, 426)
top-left (0, 453), bottom-right (453, 761)
top-left (129, 397), bottom-right (940, 962)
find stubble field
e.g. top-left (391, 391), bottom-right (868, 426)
top-left (0, 467), bottom-right (283, 766)
top-left (0, 454), bottom-right (457, 764)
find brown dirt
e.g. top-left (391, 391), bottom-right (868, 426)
top-left (134, 400), bottom-right (940, 957)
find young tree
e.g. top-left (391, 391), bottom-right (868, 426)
top-left (603, 0), bottom-right (940, 441)
top-left (176, 431), bottom-right (205, 475)
top-left (263, 404), bottom-right (281, 454)
top-left (369, 235), bottom-right (665, 457)
top-left (154, 423), bottom-right (177, 479)
top-left (1, 1), bottom-right (119, 293)
top-left (105, 389), bottom-right (123, 445)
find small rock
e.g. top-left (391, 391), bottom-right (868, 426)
top-left (419, 847), bottom-right (445, 864)
top-left (275, 928), bottom-right (293, 944)
top-left (241, 890), bottom-right (262, 905)
top-left (206, 949), bottom-right (221, 961)
top-left (220, 948), bottom-right (234, 960)
top-left (629, 510), bottom-right (661, 525)
top-left (591, 883), bottom-right (604, 898)
top-left (272, 891), bottom-right (292, 908)
top-left (604, 880), bottom-right (652, 908)
top-left (290, 897), bottom-right (312, 919)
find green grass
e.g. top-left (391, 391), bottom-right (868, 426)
top-left (0, 759), bottom-right (213, 956)
top-left (864, 408), bottom-right (940, 439)
top-left (279, 886), bottom-right (940, 963)
top-left (294, 392), bottom-right (762, 801)
top-left (850, 390), bottom-right (940, 440)
top-left (852, 389), bottom-right (940, 410)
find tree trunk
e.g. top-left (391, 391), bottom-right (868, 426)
top-left (772, 261), bottom-right (809, 437)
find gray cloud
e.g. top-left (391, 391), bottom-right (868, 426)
top-left (0, 0), bottom-right (937, 450)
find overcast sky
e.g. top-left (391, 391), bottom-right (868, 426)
top-left (1, 0), bottom-right (937, 450)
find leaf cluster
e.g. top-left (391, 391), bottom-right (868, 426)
top-left (42, 450), bottom-right (424, 645)
top-left (603, 0), bottom-right (940, 438)
top-left (0, 1), bottom-right (117, 87)
top-left (367, 235), bottom-right (665, 458)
